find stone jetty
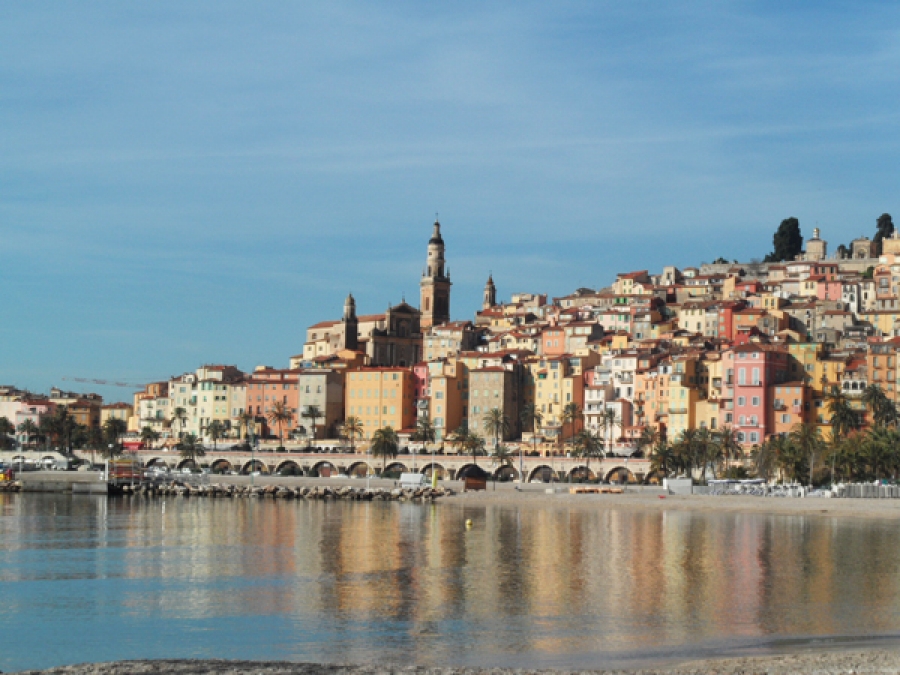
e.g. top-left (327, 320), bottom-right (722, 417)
top-left (116, 481), bottom-right (452, 502)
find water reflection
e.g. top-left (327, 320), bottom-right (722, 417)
top-left (3, 492), bottom-right (900, 672)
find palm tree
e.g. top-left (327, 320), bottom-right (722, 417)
top-left (266, 401), bottom-right (292, 450)
top-left (561, 402), bottom-right (582, 450)
top-left (464, 431), bottom-right (486, 464)
top-left (178, 433), bottom-right (205, 467)
top-left (0, 416), bottom-right (14, 450)
top-left (752, 437), bottom-right (780, 482)
top-left (789, 422), bottom-right (823, 487)
top-left (17, 418), bottom-right (39, 448)
top-left (674, 428), bottom-right (699, 478)
top-left (862, 384), bottom-right (898, 428)
top-left (491, 444), bottom-right (513, 469)
top-left (649, 440), bottom-right (675, 477)
top-left (301, 405), bottom-right (322, 443)
top-left (341, 416), bottom-right (365, 453)
top-left (519, 402), bottom-right (543, 457)
top-left (236, 410), bottom-right (254, 441)
top-left (572, 429), bottom-right (603, 476)
top-left (695, 427), bottom-right (720, 480)
top-left (171, 407), bottom-right (188, 440)
top-left (102, 417), bottom-right (127, 456)
top-left (370, 426), bottom-right (399, 475)
top-left (635, 426), bottom-right (659, 458)
top-left (773, 435), bottom-right (806, 484)
top-left (205, 420), bottom-right (226, 451)
top-left (599, 408), bottom-right (620, 457)
top-left (482, 408), bottom-right (510, 450)
top-left (826, 386), bottom-right (861, 441)
top-left (140, 426), bottom-right (160, 450)
top-left (861, 426), bottom-right (898, 481)
top-left (714, 426), bottom-right (742, 473)
top-left (449, 426), bottom-right (471, 459)
top-left (411, 416), bottom-right (436, 452)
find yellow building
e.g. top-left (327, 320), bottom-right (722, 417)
top-left (344, 367), bottom-right (416, 440)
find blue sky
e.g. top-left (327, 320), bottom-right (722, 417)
top-left (3, 1), bottom-right (900, 402)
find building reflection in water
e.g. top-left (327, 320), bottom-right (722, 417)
top-left (4, 493), bottom-right (900, 668)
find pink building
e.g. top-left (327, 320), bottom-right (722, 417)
top-left (727, 344), bottom-right (790, 448)
top-left (412, 362), bottom-right (430, 422)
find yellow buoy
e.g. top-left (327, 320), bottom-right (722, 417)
top-left (465, 519), bottom-right (473, 529)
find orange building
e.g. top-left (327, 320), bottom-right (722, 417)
top-left (345, 367), bottom-right (417, 441)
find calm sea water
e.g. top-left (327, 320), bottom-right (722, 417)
top-left (3, 493), bottom-right (900, 672)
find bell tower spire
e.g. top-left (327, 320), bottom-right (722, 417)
top-left (483, 274), bottom-right (496, 310)
top-left (420, 216), bottom-right (451, 329)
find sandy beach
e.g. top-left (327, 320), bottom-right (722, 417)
top-left (439, 486), bottom-right (900, 519)
top-left (14, 649), bottom-right (900, 675)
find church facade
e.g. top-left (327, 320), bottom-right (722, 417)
top-left (301, 218), bottom-right (453, 367)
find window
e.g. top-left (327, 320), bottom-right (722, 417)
top-left (752, 396), bottom-right (760, 407)
top-left (738, 368), bottom-right (746, 385)
top-left (737, 396), bottom-right (745, 406)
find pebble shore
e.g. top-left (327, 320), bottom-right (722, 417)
top-left (12, 650), bottom-right (900, 675)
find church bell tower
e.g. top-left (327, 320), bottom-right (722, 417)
top-left (483, 274), bottom-right (496, 310)
top-left (420, 218), bottom-right (451, 329)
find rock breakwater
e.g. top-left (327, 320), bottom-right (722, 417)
top-left (116, 481), bottom-right (451, 502)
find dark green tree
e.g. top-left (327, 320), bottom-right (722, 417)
top-left (765, 217), bottom-right (803, 262)
top-left (874, 213), bottom-right (895, 255)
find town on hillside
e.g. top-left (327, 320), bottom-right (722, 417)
top-left (4, 215), bottom-right (900, 479)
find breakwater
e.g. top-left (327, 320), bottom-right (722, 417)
top-left (121, 481), bottom-right (452, 501)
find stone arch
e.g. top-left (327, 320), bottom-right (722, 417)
top-left (605, 466), bottom-right (637, 484)
top-left (384, 461), bottom-right (409, 475)
top-left (177, 458), bottom-right (198, 470)
top-left (144, 457), bottom-right (169, 469)
top-left (493, 465), bottom-right (519, 482)
top-left (242, 459), bottom-right (270, 474)
top-left (422, 462), bottom-right (446, 480)
top-left (275, 460), bottom-right (303, 476)
top-left (527, 465), bottom-right (558, 483)
top-left (210, 458), bottom-right (233, 474)
top-left (347, 461), bottom-right (371, 477)
top-left (566, 465), bottom-right (596, 482)
top-left (310, 460), bottom-right (336, 477)
top-left (455, 463), bottom-right (487, 480)
top-left (642, 469), bottom-right (666, 485)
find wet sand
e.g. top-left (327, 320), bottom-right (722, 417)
top-left (14, 649), bottom-right (900, 675)
top-left (440, 487), bottom-right (900, 519)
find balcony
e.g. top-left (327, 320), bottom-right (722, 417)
top-left (792, 405), bottom-right (803, 414)
top-left (773, 402), bottom-right (786, 411)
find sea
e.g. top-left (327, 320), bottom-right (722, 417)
top-left (3, 492), bottom-right (900, 672)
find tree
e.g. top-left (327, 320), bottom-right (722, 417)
top-left (205, 420), bottom-right (226, 451)
top-left (764, 217), bottom-right (803, 263)
top-left (236, 410), bottom-right (254, 441)
top-left (103, 418), bottom-right (127, 457)
top-left (598, 408), bottom-right (621, 458)
top-left (482, 408), bottom-right (510, 450)
top-left (826, 386), bottom-right (861, 440)
top-left (862, 384), bottom-right (898, 428)
top-left (874, 213), bottom-right (895, 255)
top-left (519, 403), bottom-right (543, 457)
top-left (341, 416), bottom-right (364, 453)
top-left (789, 423), bottom-right (823, 487)
top-left (0, 416), bottom-right (14, 450)
top-left (572, 429), bottom-right (603, 476)
top-left (649, 440), bottom-right (675, 477)
top-left (490, 444), bottom-right (513, 470)
top-left (464, 431), bottom-right (486, 464)
top-left (19, 419), bottom-right (42, 449)
top-left (449, 426), bottom-right (471, 459)
top-left (140, 426), bottom-right (160, 450)
top-left (635, 426), bottom-right (659, 458)
top-left (410, 417), bottom-right (436, 452)
top-left (561, 402), bottom-right (582, 449)
top-left (370, 426), bottom-right (399, 474)
top-left (266, 401), bottom-right (292, 450)
top-left (714, 426), bottom-right (742, 472)
top-left (178, 433), bottom-right (205, 467)
top-left (171, 407), bottom-right (188, 440)
top-left (301, 405), bottom-right (322, 442)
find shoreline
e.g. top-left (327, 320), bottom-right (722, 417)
top-left (440, 486), bottom-right (900, 519)
top-left (13, 647), bottom-right (900, 675)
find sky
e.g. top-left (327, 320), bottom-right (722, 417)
top-left (3, 1), bottom-right (900, 403)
